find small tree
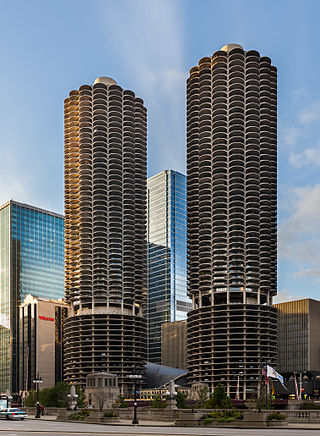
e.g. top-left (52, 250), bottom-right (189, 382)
top-left (197, 385), bottom-right (209, 408)
top-left (206, 384), bottom-right (232, 409)
top-left (24, 390), bottom-right (36, 407)
top-left (94, 391), bottom-right (110, 411)
top-left (176, 391), bottom-right (187, 409)
top-left (75, 385), bottom-right (86, 408)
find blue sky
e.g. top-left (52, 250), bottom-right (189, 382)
top-left (0, 0), bottom-right (319, 302)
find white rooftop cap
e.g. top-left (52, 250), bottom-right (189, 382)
top-left (220, 44), bottom-right (244, 52)
top-left (94, 77), bottom-right (117, 86)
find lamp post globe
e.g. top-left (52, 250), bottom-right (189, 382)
top-left (33, 374), bottom-right (43, 418)
top-left (128, 374), bottom-right (142, 425)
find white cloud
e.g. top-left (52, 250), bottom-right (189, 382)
top-left (299, 99), bottom-right (320, 124)
top-left (289, 145), bottom-right (320, 168)
top-left (279, 125), bottom-right (299, 148)
top-left (273, 290), bottom-right (306, 304)
top-left (279, 184), bottom-right (320, 282)
top-left (283, 184), bottom-right (320, 235)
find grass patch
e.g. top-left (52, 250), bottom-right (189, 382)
top-left (103, 411), bottom-right (118, 418)
top-left (267, 412), bottom-right (286, 421)
top-left (70, 409), bottom-right (90, 421)
top-left (204, 409), bottom-right (243, 424)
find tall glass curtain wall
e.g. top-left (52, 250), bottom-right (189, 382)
top-left (147, 170), bottom-right (190, 363)
top-left (0, 206), bottom-right (10, 393)
top-left (0, 201), bottom-right (64, 394)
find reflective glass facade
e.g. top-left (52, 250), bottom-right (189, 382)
top-left (0, 200), bottom-right (64, 394)
top-left (147, 170), bottom-right (191, 363)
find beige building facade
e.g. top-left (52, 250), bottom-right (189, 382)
top-left (19, 294), bottom-right (67, 391)
top-left (275, 298), bottom-right (320, 373)
top-left (85, 372), bottom-right (119, 409)
top-left (161, 321), bottom-right (187, 369)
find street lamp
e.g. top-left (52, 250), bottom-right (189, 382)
top-left (129, 374), bottom-right (142, 425)
top-left (101, 353), bottom-right (107, 372)
top-left (33, 373), bottom-right (43, 418)
top-left (6, 394), bottom-right (13, 408)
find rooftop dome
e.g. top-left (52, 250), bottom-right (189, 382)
top-left (94, 77), bottom-right (117, 86)
top-left (220, 44), bottom-right (244, 52)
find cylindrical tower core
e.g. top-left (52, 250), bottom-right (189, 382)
top-left (186, 45), bottom-right (277, 399)
top-left (64, 78), bottom-right (147, 394)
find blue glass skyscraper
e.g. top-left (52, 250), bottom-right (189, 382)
top-left (147, 170), bottom-right (191, 363)
top-left (0, 200), bottom-right (64, 394)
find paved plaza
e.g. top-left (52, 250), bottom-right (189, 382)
top-left (1, 420), bottom-right (320, 436)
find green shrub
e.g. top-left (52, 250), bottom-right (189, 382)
top-left (75, 386), bottom-right (86, 408)
top-left (267, 412), bottom-right (286, 421)
top-left (204, 409), bottom-right (242, 424)
top-left (103, 411), bottom-right (118, 417)
top-left (302, 402), bottom-right (320, 410)
top-left (112, 396), bottom-right (128, 408)
top-left (206, 384), bottom-right (233, 409)
top-left (176, 391), bottom-right (187, 409)
top-left (151, 395), bottom-right (167, 409)
top-left (70, 409), bottom-right (90, 421)
top-left (24, 391), bottom-right (36, 407)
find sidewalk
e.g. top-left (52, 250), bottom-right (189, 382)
top-left (289, 423), bottom-right (320, 430)
top-left (30, 416), bottom-right (320, 429)
top-left (29, 416), bottom-right (174, 426)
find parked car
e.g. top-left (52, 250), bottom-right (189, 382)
top-left (0, 408), bottom-right (28, 420)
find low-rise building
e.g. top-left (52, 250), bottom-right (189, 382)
top-left (275, 298), bottom-right (320, 373)
top-left (274, 298), bottom-right (320, 398)
top-left (85, 372), bottom-right (119, 409)
top-left (19, 294), bottom-right (67, 392)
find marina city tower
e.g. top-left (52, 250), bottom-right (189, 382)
top-left (63, 77), bottom-right (147, 394)
top-left (186, 45), bottom-right (278, 399)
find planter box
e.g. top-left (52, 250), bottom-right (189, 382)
top-left (267, 420), bottom-right (288, 427)
top-left (175, 411), bottom-right (204, 427)
top-left (101, 417), bottom-right (120, 423)
top-left (203, 420), bottom-right (242, 428)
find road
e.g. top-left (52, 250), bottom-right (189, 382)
top-left (0, 420), bottom-right (320, 436)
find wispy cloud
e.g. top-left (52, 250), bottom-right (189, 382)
top-left (273, 289), bottom-right (306, 304)
top-left (101, 0), bottom-right (186, 175)
top-left (279, 184), bottom-right (320, 282)
top-left (299, 99), bottom-right (320, 124)
top-left (289, 144), bottom-right (320, 167)
top-left (279, 125), bottom-right (299, 148)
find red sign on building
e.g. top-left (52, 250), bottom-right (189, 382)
top-left (39, 315), bottom-right (54, 322)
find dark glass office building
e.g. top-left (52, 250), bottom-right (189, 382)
top-left (0, 200), bottom-right (64, 394)
top-left (147, 170), bottom-right (191, 363)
